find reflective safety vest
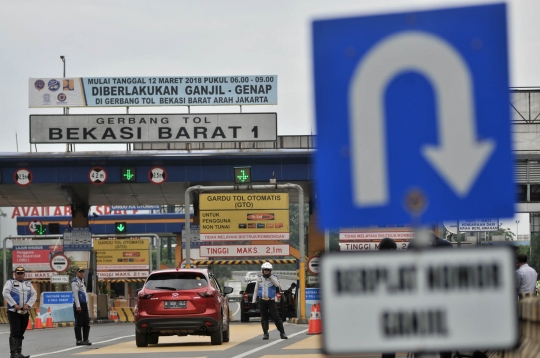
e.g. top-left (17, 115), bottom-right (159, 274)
top-left (72, 277), bottom-right (88, 305)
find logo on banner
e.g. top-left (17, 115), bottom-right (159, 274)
top-left (14, 168), bottom-right (32, 186)
top-left (48, 79), bottom-right (60, 92)
top-left (63, 79), bottom-right (74, 91)
top-left (57, 93), bottom-right (67, 102)
top-left (89, 167), bottom-right (107, 185)
top-left (149, 167), bottom-right (167, 184)
top-left (34, 80), bottom-right (45, 91)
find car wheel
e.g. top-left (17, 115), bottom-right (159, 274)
top-left (211, 321), bottom-right (223, 345)
top-left (148, 334), bottom-right (159, 345)
top-left (135, 330), bottom-right (149, 347)
top-left (241, 309), bottom-right (249, 322)
top-left (222, 321), bottom-right (230, 342)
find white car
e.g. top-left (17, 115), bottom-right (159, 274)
top-left (244, 271), bottom-right (258, 282)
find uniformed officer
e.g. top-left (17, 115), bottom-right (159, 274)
top-left (2, 266), bottom-right (37, 358)
top-left (252, 262), bottom-right (288, 340)
top-left (71, 267), bottom-right (92, 346)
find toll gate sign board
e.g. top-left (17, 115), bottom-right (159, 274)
top-left (29, 75), bottom-right (277, 107)
top-left (320, 247), bottom-right (518, 354)
top-left (95, 238), bottom-right (149, 270)
top-left (199, 193), bottom-right (289, 241)
top-left (29, 113), bottom-right (277, 143)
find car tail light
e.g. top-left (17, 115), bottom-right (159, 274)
top-left (276, 292), bottom-right (282, 303)
top-left (204, 321), bottom-right (214, 327)
top-left (243, 292), bottom-right (249, 303)
top-left (197, 290), bottom-right (216, 298)
top-left (138, 292), bottom-right (154, 299)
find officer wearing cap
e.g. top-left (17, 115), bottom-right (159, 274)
top-left (71, 267), bottom-right (91, 346)
top-left (2, 266), bottom-right (37, 358)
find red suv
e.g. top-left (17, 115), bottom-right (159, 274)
top-left (135, 268), bottom-right (233, 347)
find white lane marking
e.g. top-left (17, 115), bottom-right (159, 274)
top-left (230, 328), bottom-right (308, 358)
top-left (31, 334), bottom-right (135, 357)
top-left (0, 332), bottom-right (11, 335)
top-left (232, 302), bottom-right (241, 316)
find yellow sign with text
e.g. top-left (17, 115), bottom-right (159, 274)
top-left (96, 250), bottom-right (149, 264)
top-left (94, 239), bottom-right (149, 250)
top-left (200, 210), bottom-right (289, 233)
top-left (95, 239), bottom-right (150, 269)
top-left (200, 193), bottom-right (289, 210)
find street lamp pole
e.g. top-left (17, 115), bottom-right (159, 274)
top-left (0, 209), bottom-right (6, 248)
top-left (60, 56), bottom-right (65, 116)
top-left (60, 56), bottom-right (72, 151)
top-left (515, 220), bottom-right (520, 240)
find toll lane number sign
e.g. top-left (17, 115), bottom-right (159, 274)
top-left (320, 247), bottom-right (518, 354)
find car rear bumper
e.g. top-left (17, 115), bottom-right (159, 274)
top-left (136, 317), bottom-right (220, 334)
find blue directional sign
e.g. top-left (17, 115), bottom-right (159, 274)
top-left (313, 4), bottom-right (514, 228)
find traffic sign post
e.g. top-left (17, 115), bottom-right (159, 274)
top-left (307, 256), bottom-right (319, 275)
top-left (89, 167), bottom-right (107, 185)
top-left (50, 254), bottom-right (69, 273)
top-left (14, 168), bottom-right (32, 186)
top-left (312, 4), bottom-right (514, 227)
top-left (320, 247), bottom-right (518, 354)
top-left (149, 167), bottom-right (167, 184)
top-left (28, 220), bottom-right (42, 235)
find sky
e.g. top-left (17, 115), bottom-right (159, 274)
top-left (1, 0), bottom-right (540, 153)
top-left (0, 0), bottom-right (537, 237)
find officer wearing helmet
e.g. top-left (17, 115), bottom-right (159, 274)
top-left (252, 262), bottom-right (288, 340)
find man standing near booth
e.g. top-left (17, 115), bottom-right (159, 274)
top-left (3, 266), bottom-right (37, 358)
top-left (72, 267), bottom-right (92, 346)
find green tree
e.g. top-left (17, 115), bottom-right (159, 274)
top-left (530, 233), bottom-right (540, 271)
top-left (0, 248), bottom-right (12, 282)
top-left (516, 245), bottom-right (531, 258)
top-left (496, 226), bottom-right (516, 241)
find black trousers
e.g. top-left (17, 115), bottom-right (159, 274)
top-left (73, 302), bottom-right (90, 328)
top-left (73, 303), bottom-right (91, 341)
top-left (259, 299), bottom-right (285, 334)
top-left (8, 310), bottom-right (29, 339)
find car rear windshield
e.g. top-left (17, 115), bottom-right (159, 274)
top-left (145, 272), bottom-right (208, 290)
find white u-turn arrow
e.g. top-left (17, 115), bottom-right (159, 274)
top-left (349, 31), bottom-right (494, 207)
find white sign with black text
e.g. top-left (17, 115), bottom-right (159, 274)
top-left (458, 218), bottom-right (499, 232)
top-left (30, 113), bottom-right (277, 143)
top-left (320, 247), bottom-right (518, 354)
top-left (51, 275), bottom-right (69, 284)
top-left (199, 244), bottom-right (289, 257)
top-left (50, 254), bottom-right (69, 273)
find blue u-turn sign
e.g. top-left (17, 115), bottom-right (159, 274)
top-left (313, 4), bottom-right (514, 228)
